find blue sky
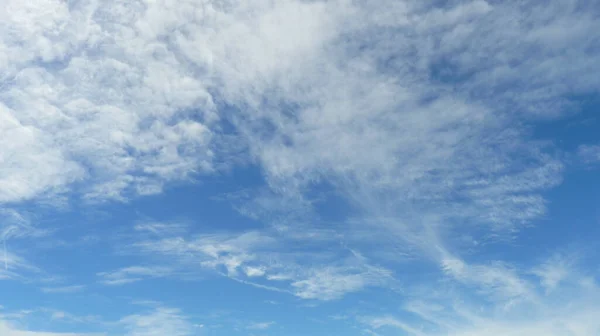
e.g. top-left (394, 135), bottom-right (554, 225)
top-left (1, 0), bottom-right (600, 335)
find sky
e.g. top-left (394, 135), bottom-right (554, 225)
top-left (0, 0), bottom-right (599, 335)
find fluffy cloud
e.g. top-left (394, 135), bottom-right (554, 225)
top-left (0, 0), bottom-right (595, 241)
top-left (1, 0), bottom-right (215, 203)
top-left (1, 0), bottom-right (594, 209)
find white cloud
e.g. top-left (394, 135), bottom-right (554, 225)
top-left (133, 222), bottom-right (189, 236)
top-left (0, 0), bottom-right (592, 215)
top-left (291, 266), bottom-right (391, 301)
top-left (1, 0), bottom-right (216, 203)
top-left (531, 253), bottom-right (576, 293)
top-left (120, 307), bottom-right (193, 336)
top-left (0, 0), bottom-right (595, 274)
top-left (244, 266), bottom-right (266, 278)
top-left (1, 0), bottom-right (599, 334)
top-left (0, 249), bottom-right (39, 280)
top-left (41, 285), bottom-right (86, 294)
top-left (0, 209), bottom-right (53, 281)
top-left (0, 0), bottom-right (587, 308)
top-left (361, 256), bottom-right (600, 336)
top-left (1, 307), bottom-right (102, 331)
top-left (247, 321), bottom-right (275, 330)
top-left (366, 316), bottom-right (426, 336)
top-left (440, 256), bottom-right (535, 305)
top-left (125, 225), bottom-right (393, 300)
top-left (578, 144), bottom-right (600, 164)
top-left (0, 319), bottom-right (99, 336)
top-left (362, 329), bottom-right (383, 336)
top-left (98, 266), bottom-right (173, 286)
top-left (176, 0), bottom-right (588, 270)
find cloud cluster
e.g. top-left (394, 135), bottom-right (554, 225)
top-left (1, 0), bottom-right (594, 208)
top-left (1, 0), bottom-right (216, 203)
top-left (0, 0), bottom-right (595, 255)
top-left (0, 0), bottom-right (599, 334)
top-left (362, 255), bottom-right (600, 336)
top-left (110, 223), bottom-right (393, 300)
